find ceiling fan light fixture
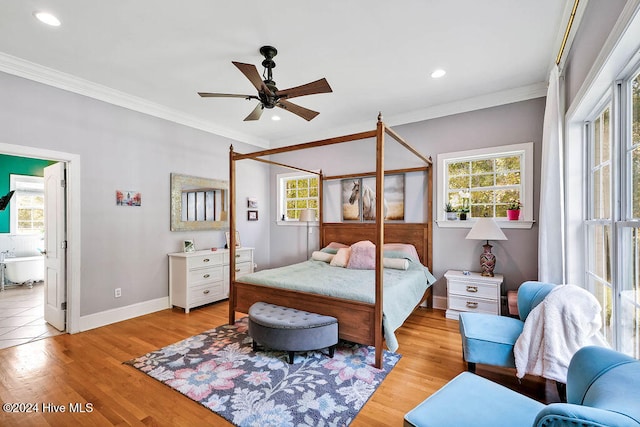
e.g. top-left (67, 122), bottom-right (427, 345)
top-left (431, 69), bottom-right (446, 79)
top-left (271, 115), bottom-right (281, 121)
top-left (33, 11), bottom-right (61, 27)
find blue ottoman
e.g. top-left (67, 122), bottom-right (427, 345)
top-left (404, 372), bottom-right (544, 427)
top-left (248, 302), bottom-right (338, 364)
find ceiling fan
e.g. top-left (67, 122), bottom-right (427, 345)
top-left (198, 46), bottom-right (332, 122)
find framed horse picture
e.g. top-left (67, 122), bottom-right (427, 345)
top-left (341, 174), bottom-right (405, 222)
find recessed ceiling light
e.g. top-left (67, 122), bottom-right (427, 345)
top-left (271, 115), bottom-right (281, 121)
top-left (33, 11), bottom-right (61, 27)
top-left (431, 69), bottom-right (446, 79)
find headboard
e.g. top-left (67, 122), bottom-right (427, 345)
top-left (320, 222), bottom-right (431, 270)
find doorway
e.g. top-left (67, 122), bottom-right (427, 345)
top-left (0, 142), bottom-right (80, 341)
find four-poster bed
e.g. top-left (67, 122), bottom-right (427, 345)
top-left (227, 114), bottom-right (433, 368)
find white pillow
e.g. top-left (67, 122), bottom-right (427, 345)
top-left (311, 251), bottom-right (334, 263)
top-left (330, 247), bottom-right (351, 268)
top-left (383, 257), bottom-right (409, 270)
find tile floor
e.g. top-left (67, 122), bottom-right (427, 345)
top-left (0, 281), bottom-right (63, 350)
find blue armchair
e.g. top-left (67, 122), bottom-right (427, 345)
top-left (458, 280), bottom-right (556, 372)
top-left (404, 346), bottom-right (640, 427)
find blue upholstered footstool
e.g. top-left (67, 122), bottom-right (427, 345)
top-left (404, 372), bottom-right (544, 427)
top-left (248, 302), bottom-right (338, 364)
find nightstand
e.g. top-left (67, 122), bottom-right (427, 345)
top-left (444, 270), bottom-right (503, 320)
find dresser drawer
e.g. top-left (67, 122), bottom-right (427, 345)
top-left (448, 279), bottom-right (499, 301)
top-left (230, 262), bottom-right (253, 278)
top-left (187, 253), bottom-right (223, 269)
top-left (188, 266), bottom-right (223, 285)
top-left (189, 282), bottom-right (224, 304)
top-left (448, 295), bottom-right (499, 315)
top-left (226, 250), bottom-right (252, 265)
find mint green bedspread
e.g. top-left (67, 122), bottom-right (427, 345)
top-left (238, 254), bottom-right (436, 352)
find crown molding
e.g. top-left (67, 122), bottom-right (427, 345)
top-left (0, 52), bottom-right (270, 148)
top-left (272, 82), bottom-right (548, 147)
top-left (387, 82), bottom-right (548, 126)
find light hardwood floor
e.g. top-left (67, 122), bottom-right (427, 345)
top-left (0, 302), bottom-right (555, 426)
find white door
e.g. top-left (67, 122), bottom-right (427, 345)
top-left (44, 162), bottom-right (66, 331)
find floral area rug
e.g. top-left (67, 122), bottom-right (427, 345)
top-left (125, 317), bottom-right (400, 427)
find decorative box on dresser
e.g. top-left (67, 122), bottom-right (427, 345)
top-left (444, 270), bottom-right (503, 320)
top-left (169, 247), bottom-right (254, 313)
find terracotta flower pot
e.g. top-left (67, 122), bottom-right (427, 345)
top-left (507, 209), bottom-right (520, 220)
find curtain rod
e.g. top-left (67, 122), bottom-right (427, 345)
top-left (556, 0), bottom-right (580, 65)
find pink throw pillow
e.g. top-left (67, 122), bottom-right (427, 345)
top-left (346, 240), bottom-right (376, 270)
top-left (326, 242), bottom-right (349, 249)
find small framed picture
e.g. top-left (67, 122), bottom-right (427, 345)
top-left (183, 240), bottom-right (195, 253)
top-left (247, 197), bottom-right (258, 208)
top-left (247, 210), bottom-right (258, 221)
top-left (225, 231), bottom-right (241, 248)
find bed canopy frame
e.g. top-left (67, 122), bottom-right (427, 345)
top-left (228, 113), bottom-right (433, 368)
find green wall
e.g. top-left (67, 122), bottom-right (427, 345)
top-left (0, 154), bottom-right (56, 233)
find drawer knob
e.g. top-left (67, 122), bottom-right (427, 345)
top-left (203, 274), bottom-right (210, 279)
top-left (466, 285), bottom-right (478, 293)
top-left (466, 301), bottom-right (479, 309)
top-left (235, 268), bottom-right (240, 272)
top-left (235, 254), bottom-right (241, 258)
top-left (203, 258), bottom-right (210, 263)
top-left (203, 289), bottom-right (210, 295)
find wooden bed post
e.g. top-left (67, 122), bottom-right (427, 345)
top-left (229, 145), bottom-right (237, 325)
top-left (374, 113), bottom-right (385, 368)
top-left (427, 159), bottom-right (434, 271)
top-left (319, 170), bottom-right (324, 248)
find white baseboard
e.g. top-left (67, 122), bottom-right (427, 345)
top-left (78, 297), bottom-right (169, 332)
top-left (419, 295), bottom-right (447, 311)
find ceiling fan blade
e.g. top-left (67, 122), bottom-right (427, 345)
top-left (232, 61), bottom-right (272, 95)
top-left (276, 78), bottom-right (332, 100)
top-left (276, 99), bottom-right (320, 121)
top-left (198, 92), bottom-right (259, 100)
top-left (244, 103), bottom-right (264, 121)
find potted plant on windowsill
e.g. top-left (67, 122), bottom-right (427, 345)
top-left (507, 200), bottom-right (521, 220)
top-left (445, 202), bottom-right (458, 220)
top-left (458, 206), bottom-right (470, 221)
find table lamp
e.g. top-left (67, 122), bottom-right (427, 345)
top-left (465, 218), bottom-right (507, 276)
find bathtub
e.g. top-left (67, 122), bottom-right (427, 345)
top-left (2, 255), bottom-right (45, 286)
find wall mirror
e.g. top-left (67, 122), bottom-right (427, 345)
top-left (170, 173), bottom-right (228, 231)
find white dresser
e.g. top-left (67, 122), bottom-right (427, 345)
top-left (169, 247), bottom-right (254, 313)
top-left (444, 270), bottom-right (503, 320)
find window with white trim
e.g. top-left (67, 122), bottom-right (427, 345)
top-left (277, 172), bottom-right (319, 222)
top-left (10, 174), bottom-right (45, 234)
top-left (583, 65), bottom-right (640, 358)
top-left (437, 142), bottom-right (534, 227)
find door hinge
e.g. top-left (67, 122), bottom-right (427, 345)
top-left (61, 240), bottom-right (67, 249)
top-left (60, 179), bottom-right (66, 188)
top-left (61, 302), bottom-right (67, 310)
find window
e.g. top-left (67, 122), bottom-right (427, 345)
top-left (584, 67), bottom-right (640, 358)
top-left (277, 172), bottom-right (319, 222)
top-left (585, 102), bottom-right (614, 344)
top-left (437, 142), bottom-right (534, 227)
top-left (10, 174), bottom-right (45, 234)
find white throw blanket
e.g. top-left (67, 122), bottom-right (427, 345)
top-left (514, 284), bottom-right (609, 383)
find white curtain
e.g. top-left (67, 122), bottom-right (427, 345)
top-left (538, 65), bottom-right (565, 284)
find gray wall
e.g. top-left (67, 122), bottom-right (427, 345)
top-left (0, 71), bottom-right (271, 316)
top-left (564, 0), bottom-right (627, 107)
top-left (268, 97), bottom-right (547, 301)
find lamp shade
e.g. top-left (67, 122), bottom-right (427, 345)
top-left (465, 218), bottom-right (507, 241)
top-left (299, 209), bottom-right (316, 222)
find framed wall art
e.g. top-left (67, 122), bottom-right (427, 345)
top-left (341, 174), bottom-right (405, 222)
